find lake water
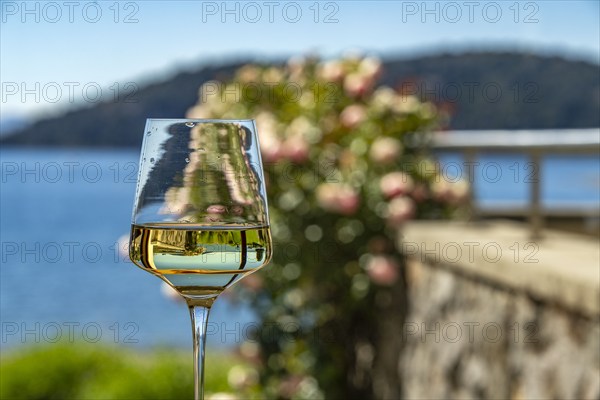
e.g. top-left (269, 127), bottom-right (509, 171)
top-left (1, 148), bottom-right (598, 349)
top-left (436, 152), bottom-right (600, 210)
top-left (0, 148), bottom-right (258, 350)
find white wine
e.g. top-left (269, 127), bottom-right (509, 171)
top-left (130, 224), bottom-right (272, 301)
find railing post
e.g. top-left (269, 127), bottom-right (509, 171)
top-left (530, 150), bottom-right (543, 240)
top-left (465, 149), bottom-right (477, 221)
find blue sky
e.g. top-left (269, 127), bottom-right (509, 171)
top-left (1, 0), bottom-right (599, 119)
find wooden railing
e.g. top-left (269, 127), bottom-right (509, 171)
top-left (430, 129), bottom-right (600, 239)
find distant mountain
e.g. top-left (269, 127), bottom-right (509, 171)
top-left (0, 117), bottom-right (30, 137)
top-left (381, 52), bottom-right (600, 130)
top-left (2, 52), bottom-right (599, 148)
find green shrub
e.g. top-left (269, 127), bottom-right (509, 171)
top-left (0, 343), bottom-right (235, 400)
top-left (187, 55), bottom-right (468, 398)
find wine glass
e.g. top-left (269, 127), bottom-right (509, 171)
top-left (129, 119), bottom-right (272, 399)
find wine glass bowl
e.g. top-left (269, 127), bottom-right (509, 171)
top-left (128, 119), bottom-right (272, 398)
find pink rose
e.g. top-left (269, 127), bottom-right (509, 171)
top-left (236, 65), bottom-right (261, 83)
top-left (206, 204), bottom-right (227, 214)
top-left (410, 184), bottom-right (429, 203)
top-left (281, 134), bottom-right (310, 163)
top-left (344, 72), bottom-right (373, 98)
top-left (340, 105), bottom-right (367, 129)
top-left (432, 179), bottom-right (469, 205)
top-left (317, 60), bottom-right (344, 82)
top-left (380, 172), bottom-right (414, 198)
top-left (337, 189), bottom-right (360, 215)
top-left (366, 255), bottom-right (399, 286)
top-left (258, 132), bottom-right (283, 162)
top-left (370, 137), bottom-right (402, 164)
top-left (386, 196), bottom-right (415, 227)
top-left (359, 57), bottom-right (383, 80)
top-left (230, 205), bottom-right (244, 215)
top-left (256, 113), bottom-right (283, 162)
top-left (278, 375), bottom-right (304, 399)
top-left (316, 183), bottom-right (360, 215)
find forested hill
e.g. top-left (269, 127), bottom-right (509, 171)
top-left (2, 52), bottom-right (599, 147)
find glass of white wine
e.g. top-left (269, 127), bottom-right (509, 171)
top-left (129, 119), bottom-right (272, 400)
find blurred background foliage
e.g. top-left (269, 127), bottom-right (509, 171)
top-left (183, 54), bottom-right (468, 399)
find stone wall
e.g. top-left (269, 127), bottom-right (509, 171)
top-left (373, 221), bottom-right (600, 400)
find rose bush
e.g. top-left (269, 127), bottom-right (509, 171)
top-left (187, 55), bottom-right (468, 399)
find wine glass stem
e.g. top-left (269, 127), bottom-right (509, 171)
top-left (190, 305), bottom-right (211, 400)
